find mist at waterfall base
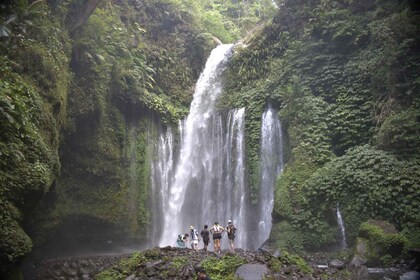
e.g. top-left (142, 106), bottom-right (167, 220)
top-left (149, 44), bottom-right (284, 251)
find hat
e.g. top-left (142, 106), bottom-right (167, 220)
top-left (228, 220), bottom-right (232, 223)
top-left (215, 221), bottom-right (219, 225)
top-left (190, 225), bottom-right (194, 229)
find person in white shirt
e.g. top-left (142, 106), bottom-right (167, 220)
top-left (190, 225), bottom-right (199, 251)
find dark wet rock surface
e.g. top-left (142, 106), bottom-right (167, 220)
top-left (400, 270), bottom-right (420, 280)
top-left (26, 254), bottom-right (130, 280)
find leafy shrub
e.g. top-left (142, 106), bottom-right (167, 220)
top-left (201, 255), bottom-right (245, 280)
top-left (267, 257), bottom-right (282, 272)
top-left (94, 269), bottom-right (125, 280)
top-left (304, 145), bottom-right (420, 246)
top-left (358, 221), bottom-right (407, 261)
top-left (170, 256), bottom-right (188, 270)
top-left (119, 252), bottom-right (145, 272)
top-left (377, 108), bottom-right (420, 153)
top-left (278, 251), bottom-right (312, 275)
top-left (201, 10), bottom-right (239, 43)
top-left (271, 221), bottom-right (304, 253)
top-left (95, 252), bottom-right (146, 280)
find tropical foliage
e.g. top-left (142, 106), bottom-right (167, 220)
top-left (223, 0), bottom-right (420, 251)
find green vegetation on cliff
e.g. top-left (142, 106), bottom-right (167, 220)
top-left (0, 0), bottom-right (71, 270)
top-left (222, 0), bottom-right (420, 251)
top-left (0, 0), bottom-right (238, 273)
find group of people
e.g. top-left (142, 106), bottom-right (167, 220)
top-left (176, 220), bottom-right (237, 253)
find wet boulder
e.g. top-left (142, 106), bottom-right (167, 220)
top-left (235, 263), bottom-right (270, 280)
top-left (329, 259), bottom-right (345, 269)
top-left (400, 271), bottom-right (420, 280)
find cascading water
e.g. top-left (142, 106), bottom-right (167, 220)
top-left (149, 126), bottom-right (176, 245)
top-left (149, 45), bottom-right (284, 250)
top-left (336, 204), bottom-right (347, 249)
top-left (150, 44), bottom-right (251, 247)
top-left (256, 107), bottom-right (284, 248)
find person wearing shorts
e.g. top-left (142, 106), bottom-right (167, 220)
top-left (210, 222), bottom-right (224, 253)
top-left (226, 220), bottom-right (237, 251)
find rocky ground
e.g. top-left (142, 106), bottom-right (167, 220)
top-left (25, 254), bottom-right (130, 280)
top-left (27, 246), bottom-right (364, 280)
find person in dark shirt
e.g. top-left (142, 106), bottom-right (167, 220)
top-left (200, 225), bottom-right (210, 251)
top-left (226, 220), bottom-right (237, 251)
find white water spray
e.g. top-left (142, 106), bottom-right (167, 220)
top-left (156, 44), bottom-right (242, 247)
top-left (149, 45), bottom-right (284, 250)
top-left (336, 204), bottom-right (347, 249)
top-left (256, 107), bottom-right (284, 248)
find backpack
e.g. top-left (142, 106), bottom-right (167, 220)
top-left (191, 229), bottom-right (198, 240)
top-left (227, 225), bottom-right (235, 238)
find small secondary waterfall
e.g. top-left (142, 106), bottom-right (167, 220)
top-left (256, 107), bottom-right (284, 248)
top-left (336, 204), bottom-right (347, 249)
top-left (149, 45), bottom-right (285, 250)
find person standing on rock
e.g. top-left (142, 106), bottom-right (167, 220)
top-left (200, 224), bottom-right (210, 251)
top-left (210, 221), bottom-right (224, 253)
top-left (190, 226), bottom-right (199, 251)
top-left (226, 220), bottom-right (237, 251)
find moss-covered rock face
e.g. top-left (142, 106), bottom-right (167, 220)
top-left (351, 220), bottom-right (408, 267)
top-left (0, 0), bottom-right (216, 273)
top-left (0, 1), bottom-right (71, 271)
top-left (26, 0), bottom-right (216, 257)
top-left (222, 0), bottom-right (420, 252)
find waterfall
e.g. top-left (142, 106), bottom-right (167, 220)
top-left (153, 44), bottom-right (250, 248)
top-left (149, 126), bottom-right (176, 245)
top-left (336, 204), bottom-right (347, 249)
top-left (256, 107), bottom-right (284, 248)
top-left (149, 45), bottom-right (284, 250)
